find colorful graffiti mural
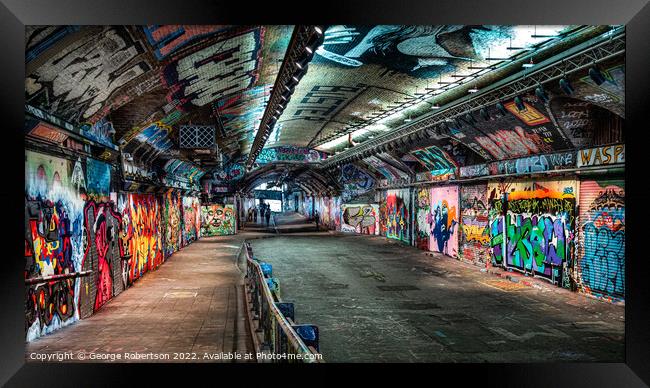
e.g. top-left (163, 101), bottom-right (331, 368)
top-left (429, 186), bottom-right (459, 257)
top-left (411, 146), bottom-right (457, 177)
top-left (459, 184), bottom-right (490, 263)
top-left (339, 164), bottom-right (375, 202)
top-left (25, 26), bottom-right (152, 123)
top-left (117, 193), bottom-right (164, 287)
top-left (25, 151), bottom-right (85, 341)
top-left (577, 180), bottom-right (625, 301)
top-left (182, 197), bottom-right (201, 246)
top-left (163, 191), bottom-right (183, 257)
top-left (488, 179), bottom-right (576, 286)
top-left (475, 126), bottom-right (554, 160)
top-left (212, 162), bottom-right (245, 184)
top-left (201, 204), bottom-right (236, 236)
top-left (363, 155), bottom-right (409, 181)
top-left (341, 204), bottom-right (379, 235)
top-left (142, 25), bottom-right (232, 60)
top-left (488, 152), bottom-right (575, 175)
top-left (85, 158), bottom-right (111, 197)
top-left (79, 117), bottom-right (116, 148)
top-left (256, 146), bottom-right (326, 164)
top-left (162, 28), bottom-right (262, 110)
top-left (459, 164), bottom-right (489, 178)
top-left (82, 201), bottom-right (123, 312)
top-left (331, 197), bottom-right (342, 231)
top-left (385, 189), bottom-right (410, 243)
top-left (577, 144), bottom-right (625, 168)
top-left (414, 187), bottom-right (431, 250)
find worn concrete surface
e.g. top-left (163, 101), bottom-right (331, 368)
top-left (250, 232), bottom-right (625, 363)
top-left (25, 234), bottom-right (258, 363)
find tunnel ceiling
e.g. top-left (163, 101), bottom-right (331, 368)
top-left (25, 25), bottom-right (293, 164)
top-left (279, 25), bottom-right (578, 150)
top-left (24, 25), bottom-right (624, 193)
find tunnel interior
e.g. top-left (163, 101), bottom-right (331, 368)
top-left (24, 25), bottom-right (625, 361)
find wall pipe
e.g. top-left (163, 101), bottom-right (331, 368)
top-left (377, 164), bottom-right (625, 190)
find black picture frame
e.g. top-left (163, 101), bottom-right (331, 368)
top-left (1, 0), bottom-right (648, 386)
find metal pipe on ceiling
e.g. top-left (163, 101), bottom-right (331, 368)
top-left (320, 25), bottom-right (622, 165)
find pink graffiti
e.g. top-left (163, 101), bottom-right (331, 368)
top-left (476, 127), bottom-right (551, 159)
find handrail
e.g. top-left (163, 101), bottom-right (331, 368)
top-left (243, 242), bottom-right (322, 363)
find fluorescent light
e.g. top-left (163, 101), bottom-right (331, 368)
top-left (468, 88), bottom-right (479, 93)
top-left (314, 26), bottom-right (323, 35)
top-left (306, 46), bottom-right (313, 54)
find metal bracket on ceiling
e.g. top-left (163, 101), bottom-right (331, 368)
top-left (245, 25), bottom-right (326, 171)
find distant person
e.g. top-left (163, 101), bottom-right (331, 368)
top-left (314, 210), bottom-right (319, 230)
top-left (253, 207), bottom-right (258, 223)
top-left (265, 207), bottom-right (271, 226)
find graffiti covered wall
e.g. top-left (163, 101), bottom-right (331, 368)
top-left (341, 204), bottom-right (379, 235)
top-left (25, 151), bottom-right (85, 341)
top-left (429, 186), bottom-right (459, 257)
top-left (163, 190), bottom-right (183, 257)
top-left (117, 193), bottom-right (164, 287)
top-left (576, 179), bottom-right (625, 301)
top-left (414, 188), bottom-right (431, 250)
top-left (385, 189), bottom-right (410, 243)
top-left (488, 179), bottom-right (577, 286)
top-left (339, 164), bottom-right (375, 202)
top-left (459, 184), bottom-right (490, 264)
top-left (26, 150), bottom-right (203, 341)
top-left (201, 204), bottom-right (236, 236)
top-left (80, 201), bottom-right (123, 314)
top-left (182, 196), bottom-right (201, 246)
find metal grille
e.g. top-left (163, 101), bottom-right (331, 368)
top-left (179, 125), bottom-right (215, 149)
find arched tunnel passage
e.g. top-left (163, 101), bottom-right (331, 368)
top-left (23, 24), bottom-right (626, 364)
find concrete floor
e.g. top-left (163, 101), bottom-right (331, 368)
top-left (25, 234), bottom-right (256, 363)
top-left (250, 226), bottom-right (625, 363)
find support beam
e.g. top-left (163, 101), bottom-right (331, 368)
top-left (245, 25), bottom-right (326, 170)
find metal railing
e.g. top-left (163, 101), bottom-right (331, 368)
top-left (242, 242), bottom-right (322, 363)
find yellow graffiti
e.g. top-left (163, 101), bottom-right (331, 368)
top-left (462, 224), bottom-right (489, 244)
top-left (507, 189), bottom-right (574, 200)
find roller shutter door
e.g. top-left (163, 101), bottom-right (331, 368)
top-left (577, 179), bottom-right (625, 301)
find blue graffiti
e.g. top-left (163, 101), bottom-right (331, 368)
top-left (431, 202), bottom-right (457, 254)
top-left (579, 207), bottom-right (625, 297)
top-left (85, 158), bottom-right (111, 196)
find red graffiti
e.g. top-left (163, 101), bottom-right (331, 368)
top-left (476, 127), bottom-right (552, 159)
top-left (83, 202), bottom-right (122, 312)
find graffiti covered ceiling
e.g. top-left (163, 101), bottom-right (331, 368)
top-left (272, 25), bottom-right (578, 149)
top-left (25, 25), bottom-right (292, 161)
top-left (25, 25), bottom-right (624, 192)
